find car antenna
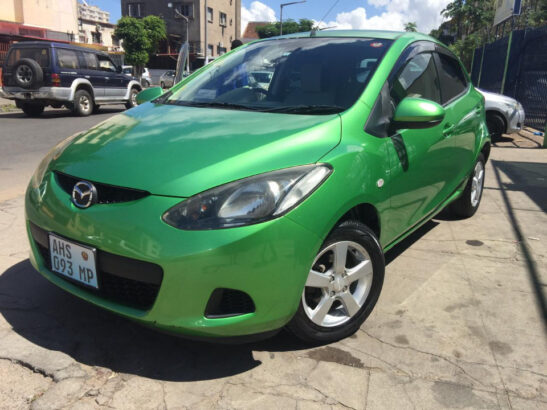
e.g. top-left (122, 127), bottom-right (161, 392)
top-left (310, 25), bottom-right (336, 37)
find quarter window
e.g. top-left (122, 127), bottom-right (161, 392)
top-left (437, 53), bottom-right (468, 104)
top-left (57, 49), bottom-right (79, 69)
top-left (390, 53), bottom-right (441, 106)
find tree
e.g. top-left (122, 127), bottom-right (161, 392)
top-left (404, 22), bottom-right (418, 32)
top-left (115, 16), bottom-right (166, 78)
top-left (256, 19), bottom-right (315, 39)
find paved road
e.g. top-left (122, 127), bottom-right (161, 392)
top-left (0, 107), bottom-right (125, 202)
top-left (0, 115), bottom-right (545, 409)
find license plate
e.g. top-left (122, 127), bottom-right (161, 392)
top-left (48, 234), bottom-right (99, 289)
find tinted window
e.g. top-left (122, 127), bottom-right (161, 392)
top-left (57, 49), bottom-right (79, 69)
top-left (98, 55), bottom-right (116, 72)
top-left (83, 53), bottom-right (99, 70)
top-left (166, 38), bottom-right (393, 114)
top-left (6, 48), bottom-right (49, 68)
top-left (437, 53), bottom-right (468, 103)
top-left (391, 53), bottom-right (441, 106)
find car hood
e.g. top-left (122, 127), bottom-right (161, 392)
top-left (477, 89), bottom-right (519, 107)
top-left (53, 102), bottom-right (341, 197)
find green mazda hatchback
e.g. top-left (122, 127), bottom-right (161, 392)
top-left (25, 30), bottom-right (489, 343)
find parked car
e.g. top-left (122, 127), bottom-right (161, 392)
top-left (122, 65), bottom-right (151, 88)
top-left (0, 41), bottom-right (141, 116)
top-left (159, 70), bottom-right (175, 88)
top-left (25, 31), bottom-right (490, 344)
top-left (477, 89), bottom-right (525, 140)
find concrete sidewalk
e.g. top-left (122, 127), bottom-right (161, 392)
top-left (0, 134), bottom-right (545, 409)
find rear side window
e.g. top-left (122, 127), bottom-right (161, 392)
top-left (436, 53), bottom-right (468, 103)
top-left (83, 53), bottom-right (99, 70)
top-left (6, 48), bottom-right (50, 68)
top-left (390, 53), bottom-right (441, 105)
top-left (57, 49), bottom-right (79, 69)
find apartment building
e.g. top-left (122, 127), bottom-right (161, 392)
top-left (78, 1), bottom-right (120, 51)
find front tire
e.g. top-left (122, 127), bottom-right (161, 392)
top-left (287, 221), bottom-right (385, 344)
top-left (72, 89), bottom-right (94, 116)
top-left (125, 88), bottom-right (139, 109)
top-left (450, 153), bottom-right (486, 218)
top-left (20, 103), bottom-right (45, 117)
top-left (486, 112), bottom-right (506, 141)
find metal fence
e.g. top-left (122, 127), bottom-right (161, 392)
top-left (471, 25), bottom-right (547, 130)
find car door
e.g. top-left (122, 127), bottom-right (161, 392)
top-left (435, 51), bottom-right (483, 186)
top-left (79, 52), bottom-right (105, 98)
top-left (55, 48), bottom-right (81, 88)
top-left (383, 50), bottom-right (458, 242)
top-left (97, 55), bottom-right (124, 99)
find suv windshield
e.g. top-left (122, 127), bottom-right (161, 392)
top-left (165, 37), bottom-right (392, 114)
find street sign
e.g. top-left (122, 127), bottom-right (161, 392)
top-left (493, 0), bottom-right (522, 26)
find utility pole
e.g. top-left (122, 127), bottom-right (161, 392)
top-left (204, 0), bottom-right (209, 64)
top-left (280, 1), bottom-right (306, 35)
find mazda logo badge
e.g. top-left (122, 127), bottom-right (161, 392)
top-left (72, 181), bottom-right (97, 208)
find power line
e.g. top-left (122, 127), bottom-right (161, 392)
top-left (317, 0), bottom-right (342, 27)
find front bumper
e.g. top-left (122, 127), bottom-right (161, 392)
top-left (25, 172), bottom-right (322, 338)
top-left (1, 86), bottom-right (71, 102)
top-left (507, 106), bottom-right (526, 134)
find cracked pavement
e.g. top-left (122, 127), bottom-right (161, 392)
top-left (0, 110), bottom-right (546, 409)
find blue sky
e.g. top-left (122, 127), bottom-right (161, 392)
top-left (86, 0), bottom-right (449, 35)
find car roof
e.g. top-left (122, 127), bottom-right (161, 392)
top-left (10, 41), bottom-right (109, 56)
top-left (259, 29), bottom-right (436, 42)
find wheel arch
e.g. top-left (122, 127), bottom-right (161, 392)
top-left (69, 79), bottom-right (95, 101)
top-left (481, 141), bottom-right (491, 162)
top-left (335, 203), bottom-right (381, 241)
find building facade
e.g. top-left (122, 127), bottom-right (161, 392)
top-left (78, 1), bottom-right (120, 51)
top-left (120, 0), bottom-right (241, 67)
top-left (78, 1), bottom-right (110, 23)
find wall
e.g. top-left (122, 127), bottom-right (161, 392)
top-left (20, 0), bottom-right (79, 36)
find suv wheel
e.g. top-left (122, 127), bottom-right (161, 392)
top-left (72, 89), bottom-right (94, 116)
top-left (125, 88), bottom-right (139, 109)
top-left (20, 103), bottom-right (45, 117)
top-left (13, 58), bottom-right (43, 89)
top-left (160, 81), bottom-right (165, 89)
top-left (287, 221), bottom-right (385, 344)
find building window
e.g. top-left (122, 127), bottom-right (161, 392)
top-left (128, 3), bottom-right (144, 18)
top-left (218, 46), bottom-right (227, 55)
top-left (207, 7), bottom-right (213, 23)
top-left (91, 31), bottom-right (102, 44)
top-left (207, 44), bottom-right (214, 56)
top-left (219, 12), bottom-right (227, 27)
top-left (173, 2), bottom-right (194, 18)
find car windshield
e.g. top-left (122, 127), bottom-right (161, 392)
top-left (164, 37), bottom-right (392, 114)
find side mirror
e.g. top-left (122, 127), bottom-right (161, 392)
top-left (116, 65), bottom-right (122, 73)
top-left (393, 97), bottom-right (445, 130)
top-left (136, 87), bottom-right (163, 105)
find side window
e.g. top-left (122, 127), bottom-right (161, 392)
top-left (97, 55), bottom-right (116, 72)
top-left (57, 49), bottom-right (79, 69)
top-left (437, 53), bottom-right (468, 104)
top-left (83, 53), bottom-right (99, 70)
top-left (390, 53), bottom-right (441, 106)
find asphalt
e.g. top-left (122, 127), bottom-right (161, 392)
top-left (0, 110), bottom-right (545, 409)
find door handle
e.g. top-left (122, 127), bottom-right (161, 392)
top-left (443, 124), bottom-right (455, 137)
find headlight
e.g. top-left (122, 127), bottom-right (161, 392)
top-left (503, 101), bottom-right (518, 111)
top-left (31, 132), bottom-right (82, 188)
top-left (163, 164), bottom-right (332, 230)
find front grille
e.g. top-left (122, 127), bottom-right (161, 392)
top-left (55, 172), bottom-right (150, 204)
top-left (29, 222), bottom-right (163, 311)
top-left (205, 288), bottom-right (255, 318)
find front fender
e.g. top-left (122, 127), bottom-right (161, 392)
top-left (124, 80), bottom-right (142, 99)
top-left (69, 78), bottom-right (93, 100)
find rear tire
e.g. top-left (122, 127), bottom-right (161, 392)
top-left (20, 103), bottom-right (45, 117)
top-left (287, 221), bottom-right (385, 344)
top-left (160, 81), bottom-right (165, 89)
top-left (486, 112), bottom-right (506, 141)
top-left (13, 58), bottom-right (43, 89)
top-left (72, 89), bottom-right (94, 116)
top-left (450, 153), bottom-right (486, 218)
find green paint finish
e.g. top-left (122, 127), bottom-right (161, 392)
top-left (500, 31), bottom-right (513, 94)
top-left (477, 44), bottom-right (486, 87)
top-left (393, 97), bottom-right (445, 124)
top-left (25, 31), bottom-right (490, 338)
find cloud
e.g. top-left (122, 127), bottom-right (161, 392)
top-left (241, 1), bottom-right (276, 35)
top-left (318, 0), bottom-right (450, 34)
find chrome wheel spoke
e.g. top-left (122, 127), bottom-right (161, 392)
top-left (340, 292), bottom-right (361, 316)
top-left (311, 295), bottom-right (334, 325)
top-left (306, 269), bottom-right (331, 288)
top-left (333, 242), bottom-right (348, 275)
top-left (345, 260), bottom-right (372, 284)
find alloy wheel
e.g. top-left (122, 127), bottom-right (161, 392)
top-left (302, 240), bottom-right (373, 327)
top-left (470, 160), bottom-right (485, 207)
top-left (16, 65), bottom-right (33, 85)
top-left (79, 95), bottom-right (90, 112)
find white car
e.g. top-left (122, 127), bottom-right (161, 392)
top-left (122, 66), bottom-right (152, 88)
top-left (478, 89), bottom-right (525, 139)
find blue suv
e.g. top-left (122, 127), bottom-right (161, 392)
top-left (1, 41), bottom-right (142, 116)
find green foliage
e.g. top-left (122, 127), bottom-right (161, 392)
top-left (448, 33), bottom-right (482, 70)
top-left (404, 22), bottom-right (417, 32)
top-left (115, 16), bottom-right (166, 73)
top-left (256, 19), bottom-right (315, 39)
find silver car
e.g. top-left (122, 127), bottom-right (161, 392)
top-left (478, 89), bottom-right (525, 139)
top-left (160, 70), bottom-right (176, 89)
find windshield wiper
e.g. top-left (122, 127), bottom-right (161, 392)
top-left (166, 101), bottom-right (260, 111)
top-left (263, 105), bottom-right (345, 114)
